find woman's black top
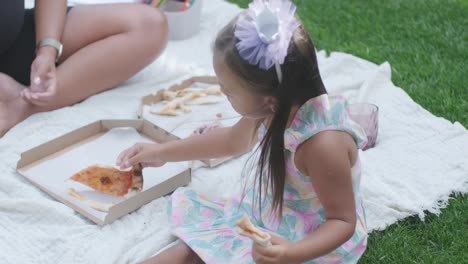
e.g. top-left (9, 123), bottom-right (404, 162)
top-left (0, 1), bottom-right (25, 54)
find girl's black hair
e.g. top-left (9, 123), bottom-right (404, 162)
top-left (214, 13), bottom-right (327, 217)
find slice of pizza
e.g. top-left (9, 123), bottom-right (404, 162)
top-left (69, 164), bottom-right (143, 197)
top-left (236, 214), bottom-right (272, 247)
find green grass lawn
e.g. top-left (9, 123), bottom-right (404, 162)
top-left (227, 0), bottom-right (468, 262)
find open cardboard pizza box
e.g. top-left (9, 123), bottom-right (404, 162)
top-left (139, 76), bottom-right (241, 167)
top-left (16, 119), bottom-right (191, 225)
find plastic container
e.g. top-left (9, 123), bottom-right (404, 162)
top-left (162, 0), bottom-right (203, 40)
top-left (347, 103), bottom-right (379, 150)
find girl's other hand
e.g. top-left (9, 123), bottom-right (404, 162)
top-left (252, 235), bottom-right (296, 264)
top-left (116, 143), bottom-right (166, 169)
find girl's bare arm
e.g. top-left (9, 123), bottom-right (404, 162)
top-left (117, 117), bottom-right (259, 168)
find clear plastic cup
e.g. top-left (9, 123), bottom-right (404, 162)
top-left (347, 103), bottom-right (379, 150)
top-left (162, 0), bottom-right (203, 40)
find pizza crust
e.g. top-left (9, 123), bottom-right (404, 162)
top-left (236, 214), bottom-right (272, 247)
top-left (185, 97), bottom-right (224, 105)
top-left (203, 85), bottom-right (223, 96)
top-left (162, 90), bottom-right (177, 101)
top-left (151, 85), bottom-right (224, 116)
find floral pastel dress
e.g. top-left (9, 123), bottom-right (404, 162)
top-left (168, 94), bottom-right (369, 263)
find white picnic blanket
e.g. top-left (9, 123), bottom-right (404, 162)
top-left (2, 1), bottom-right (468, 263)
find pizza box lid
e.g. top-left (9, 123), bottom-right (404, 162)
top-left (16, 119), bottom-right (191, 225)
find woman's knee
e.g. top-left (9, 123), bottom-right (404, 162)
top-left (64, 4), bottom-right (168, 60)
top-left (131, 5), bottom-right (169, 54)
top-left (135, 5), bottom-right (168, 32)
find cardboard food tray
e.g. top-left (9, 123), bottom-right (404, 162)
top-left (16, 119), bottom-right (191, 225)
top-left (139, 76), bottom-right (240, 167)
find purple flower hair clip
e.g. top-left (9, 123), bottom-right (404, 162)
top-left (235, 0), bottom-right (300, 83)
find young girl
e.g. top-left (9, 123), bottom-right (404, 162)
top-left (117, 0), bottom-right (368, 263)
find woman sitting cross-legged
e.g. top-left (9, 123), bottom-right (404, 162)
top-left (0, 0), bottom-right (168, 137)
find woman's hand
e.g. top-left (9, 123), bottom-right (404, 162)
top-left (21, 48), bottom-right (58, 106)
top-left (116, 143), bottom-right (167, 169)
top-left (252, 235), bottom-right (296, 264)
